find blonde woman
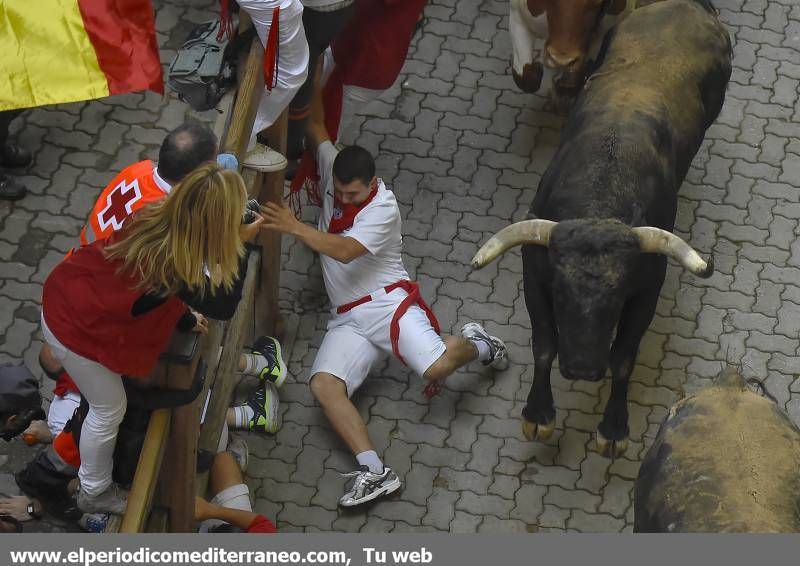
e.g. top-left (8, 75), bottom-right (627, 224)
top-left (41, 163), bottom-right (260, 515)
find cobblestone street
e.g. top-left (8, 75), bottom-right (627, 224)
top-left (1, 0), bottom-right (799, 533)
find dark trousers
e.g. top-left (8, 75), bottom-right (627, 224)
top-left (286, 3), bottom-right (355, 160)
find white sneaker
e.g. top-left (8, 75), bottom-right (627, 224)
top-left (242, 144), bottom-right (287, 172)
top-left (339, 466), bottom-right (402, 507)
top-left (77, 483), bottom-right (128, 516)
top-left (461, 322), bottom-right (508, 370)
top-left (228, 437), bottom-right (249, 474)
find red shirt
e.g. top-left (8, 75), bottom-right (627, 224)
top-left (42, 237), bottom-right (186, 377)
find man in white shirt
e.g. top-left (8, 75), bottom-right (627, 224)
top-left (262, 87), bottom-right (507, 507)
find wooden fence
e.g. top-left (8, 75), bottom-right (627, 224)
top-left (107, 14), bottom-right (286, 532)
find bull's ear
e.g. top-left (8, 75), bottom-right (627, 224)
top-left (526, 0), bottom-right (546, 16)
top-left (606, 0), bottom-right (629, 15)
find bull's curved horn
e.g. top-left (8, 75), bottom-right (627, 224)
top-left (471, 219), bottom-right (557, 268)
top-left (632, 226), bottom-right (714, 278)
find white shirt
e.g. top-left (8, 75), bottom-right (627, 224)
top-left (152, 167), bottom-right (172, 194)
top-left (316, 142), bottom-right (409, 307)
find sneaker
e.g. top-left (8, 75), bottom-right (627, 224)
top-left (245, 382), bottom-right (281, 434)
top-left (0, 143), bottom-right (32, 168)
top-left (228, 437), bottom-right (249, 474)
top-left (339, 465), bottom-right (402, 507)
top-left (242, 144), bottom-right (287, 172)
top-left (251, 335), bottom-right (287, 388)
top-left (0, 174), bottom-right (26, 201)
top-left (461, 322), bottom-right (508, 369)
top-left (76, 483), bottom-right (128, 516)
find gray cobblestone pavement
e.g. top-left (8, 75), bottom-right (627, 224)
top-left (0, 0), bottom-right (798, 533)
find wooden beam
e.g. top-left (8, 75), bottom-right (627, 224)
top-left (254, 109), bottom-right (288, 339)
top-left (146, 508), bottom-right (169, 533)
top-left (160, 355), bottom-right (206, 532)
top-left (119, 409), bottom-right (171, 533)
top-left (197, 251), bottom-right (261, 468)
top-left (221, 36), bottom-right (264, 159)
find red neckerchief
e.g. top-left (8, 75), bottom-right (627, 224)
top-left (328, 186), bottom-right (378, 234)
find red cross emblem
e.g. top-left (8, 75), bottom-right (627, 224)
top-left (97, 179), bottom-right (142, 232)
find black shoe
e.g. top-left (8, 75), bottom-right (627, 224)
top-left (250, 335), bottom-right (287, 387)
top-left (0, 143), bottom-right (31, 168)
top-left (0, 174), bottom-right (26, 201)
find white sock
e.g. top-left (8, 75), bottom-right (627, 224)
top-left (355, 450), bottom-right (384, 474)
top-left (241, 353), bottom-right (268, 376)
top-left (231, 405), bottom-right (255, 429)
top-left (467, 338), bottom-right (492, 362)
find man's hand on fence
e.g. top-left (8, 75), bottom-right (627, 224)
top-left (261, 201), bottom-right (301, 235)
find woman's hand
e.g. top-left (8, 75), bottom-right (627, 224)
top-left (261, 202), bottom-right (300, 235)
top-left (239, 212), bottom-right (266, 242)
top-left (191, 311), bottom-right (208, 335)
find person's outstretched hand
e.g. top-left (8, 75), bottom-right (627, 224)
top-left (261, 202), bottom-right (301, 235)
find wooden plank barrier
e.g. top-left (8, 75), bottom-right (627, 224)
top-left (112, 11), bottom-right (288, 531)
top-left (254, 110), bottom-right (288, 340)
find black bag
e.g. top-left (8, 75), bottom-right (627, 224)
top-left (0, 364), bottom-right (41, 414)
top-left (0, 364), bottom-right (44, 441)
top-left (167, 20), bottom-right (237, 111)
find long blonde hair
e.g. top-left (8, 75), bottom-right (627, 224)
top-left (105, 162), bottom-right (246, 296)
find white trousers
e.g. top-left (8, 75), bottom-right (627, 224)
top-left (42, 316), bottom-right (126, 496)
top-left (238, 0), bottom-right (309, 142)
top-left (319, 48), bottom-right (381, 144)
top-left (46, 391), bottom-right (81, 437)
top-left (198, 483), bottom-right (253, 533)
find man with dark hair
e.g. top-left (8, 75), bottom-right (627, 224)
top-left (331, 145), bottom-right (374, 185)
top-left (262, 85), bottom-right (507, 508)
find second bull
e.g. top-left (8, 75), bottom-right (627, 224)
top-left (474, 0), bottom-right (732, 457)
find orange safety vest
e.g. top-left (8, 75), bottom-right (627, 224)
top-left (78, 160), bottom-right (169, 247)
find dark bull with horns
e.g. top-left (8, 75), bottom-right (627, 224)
top-left (473, 0), bottom-right (731, 457)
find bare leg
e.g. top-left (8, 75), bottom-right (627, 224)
top-left (310, 373), bottom-right (373, 455)
top-left (422, 336), bottom-right (478, 382)
top-left (209, 452), bottom-right (244, 497)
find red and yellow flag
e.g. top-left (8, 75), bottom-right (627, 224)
top-left (0, 0), bottom-right (163, 111)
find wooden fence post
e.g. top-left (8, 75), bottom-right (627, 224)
top-left (254, 109), bottom-right (288, 339)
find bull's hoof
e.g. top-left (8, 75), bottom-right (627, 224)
top-left (596, 430), bottom-right (629, 459)
top-left (512, 62), bottom-right (544, 93)
top-left (522, 418), bottom-right (555, 442)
